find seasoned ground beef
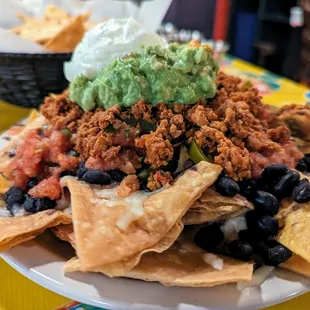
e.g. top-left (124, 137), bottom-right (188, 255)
top-left (39, 72), bottom-right (303, 183)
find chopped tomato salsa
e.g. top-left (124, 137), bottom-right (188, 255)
top-left (29, 176), bottom-right (62, 200)
top-left (4, 127), bottom-right (79, 200)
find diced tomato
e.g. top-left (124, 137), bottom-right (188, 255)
top-left (58, 154), bottom-right (80, 171)
top-left (29, 176), bottom-right (62, 200)
top-left (45, 131), bottom-right (71, 163)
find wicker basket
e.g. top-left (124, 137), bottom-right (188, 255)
top-left (0, 52), bottom-right (72, 108)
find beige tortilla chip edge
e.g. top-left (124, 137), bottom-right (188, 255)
top-left (44, 15), bottom-right (85, 53)
top-left (0, 210), bottom-right (72, 252)
top-left (281, 254), bottom-right (310, 278)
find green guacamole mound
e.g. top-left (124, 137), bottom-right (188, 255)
top-left (70, 43), bottom-right (219, 111)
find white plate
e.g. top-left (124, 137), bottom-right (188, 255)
top-left (1, 126), bottom-right (310, 310)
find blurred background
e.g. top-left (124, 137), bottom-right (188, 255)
top-left (162, 0), bottom-right (307, 84)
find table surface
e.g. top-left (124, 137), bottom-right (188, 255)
top-left (1, 57), bottom-right (310, 310)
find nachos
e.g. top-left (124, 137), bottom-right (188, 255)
top-left (1, 19), bottom-right (310, 289)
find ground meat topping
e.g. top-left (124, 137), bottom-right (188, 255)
top-left (147, 171), bottom-right (173, 191)
top-left (38, 72), bottom-right (303, 184)
top-left (135, 132), bottom-right (174, 169)
top-left (40, 90), bottom-right (83, 132)
top-left (117, 175), bottom-right (140, 198)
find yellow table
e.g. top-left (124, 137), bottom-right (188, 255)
top-left (1, 57), bottom-right (310, 310)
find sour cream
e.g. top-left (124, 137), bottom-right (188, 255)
top-left (64, 18), bottom-right (166, 81)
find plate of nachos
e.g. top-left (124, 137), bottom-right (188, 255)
top-left (1, 18), bottom-right (310, 310)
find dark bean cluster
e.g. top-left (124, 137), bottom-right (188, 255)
top-left (77, 161), bottom-right (125, 185)
top-left (4, 186), bottom-right (56, 214)
top-left (194, 163), bottom-right (310, 267)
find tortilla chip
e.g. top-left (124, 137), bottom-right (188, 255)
top-left (51, 224), bottom-right (75, 248)
top-left (44, 15), bottom-right (85, 53)
top-left (64, 222), bottom-right (183, 277)
top-left (277, 202), bottom-right (310, 263)
top-left (44, 4), bottom-right (70, 20)
top-left (281, 254), bottom-right (310, 278)
top-left (125, 239), bottom-right (253, 287)
top-left (0, 175), bottom-right (11, 195)
top-left (0, 114), bottom-right (46, 173)
top-left (0, 210), bottom-right (72, 251)
top-left (63, 161), bottom-right (222, 270)
top-left (183, 189), bottom-right (253, 225)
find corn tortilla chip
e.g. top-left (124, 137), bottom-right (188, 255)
top-left (183, 189), bottom-right (253, 225)
top-left (44, 15), bottom-right (85, 53)
top-left (0, 210), bottom-right (71, 251)
top-left (62, 161), bottom-right (222, 270)
top-left (277, 202), bottom-right (310, 263)
top-left (51, 224), bottom-right (75, 248)
top-left (124, 238), bottom-right (253, 287)
top-left (64, 222), bottom-right (183, 277)
top-left (281, 254), bottom-right (310, 278)
top-left (0, 114), bottom-right (46, 173)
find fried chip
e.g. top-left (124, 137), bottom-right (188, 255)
top-left (44, 15), bottom-right (85, 53)
top-left (0, 114), bottom-right (46, 173)
top-left (51, 224), bottom-right (75, 248)
top-left (183, 189), bottom-right (253, 225)
top-left (281, 254), bottom-right (310, 278)
top-left (278, 202), bottom-right (310, 263)
top-left (0, 175), bottom-right (11, 195)
top-left (62, 161), bottom-right (222, 270)
top-left (124, 241), bottom-right (253, 287)
top-left (44, 4), bottom-right (70, 20)
top-left (0, 210), bottom-right (72, 251)
top-left (64, 222), bottom-right (183, 277)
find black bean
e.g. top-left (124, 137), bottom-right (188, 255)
top-left (194, 223), bottom-right (224, 252)
top-left (7, 149), bottom-right (16, 158)
top-left (252, 191), bottom-right (280, 216)
top-left (82, 170), bottom-right (111, 185)
top-left (261, 164), bottom-right (289, 182)
top-left (296, 158), bottom-right (309, 172)
top-left (108, 170), bottom-right (126, 182)
top-left (292, 179), bottom-right (310, 203)
top-left (23, 196), bottom-right (56, 213)
top-left (246, 211), bottom-right (278, 239)
top-left (59, 170), bottom-right (77, 177)
top-left (77, 161), bottom-right (87, 179)
top-left (238, 179), bottom-right (259, 199)
top-left (215, 176), bottom-right (240, 197)
top-left (228, 240), bottom-right (254, 261)
top-left (238, 229), bottom-right (264, 246)
top-left (255, 240), bottom-right (292, 266)
top-left (274, 171), bottom-right (300, 199)
top-left (4, 187), bottom-right (26, 213)
top-left (26, 178), bottom-right (38, 190)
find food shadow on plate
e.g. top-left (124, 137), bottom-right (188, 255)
top-left (19, 230), bottom-right (75, 262)
top-left (66, 271), bottom-right (247, 309)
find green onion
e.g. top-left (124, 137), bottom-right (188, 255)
top-left (188, 140), bottom-right (212, 164)
top-left (137, 169), bottom-right (151, 181)
top-left (104, 125), bottom-right (118, 134)
top-left (61, 128), bottom-right (72, 138)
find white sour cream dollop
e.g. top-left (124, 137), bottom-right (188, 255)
top-left (64, 18), bottom-right (166, 82)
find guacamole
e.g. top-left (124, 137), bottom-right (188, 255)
top-left (70, 43), bottom-right (219, 111)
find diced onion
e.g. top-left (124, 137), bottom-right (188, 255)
top-left (237, 266), bottom-right (275, 291)
top-left (221, 215), bottom-right (247, 242)
top-left (203, 253), bottom-right (224, 270)
top-left (0, 208), bottom-right (12, 218)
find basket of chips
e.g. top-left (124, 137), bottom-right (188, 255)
top-left (0, 5), bottom-right (97, 108)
